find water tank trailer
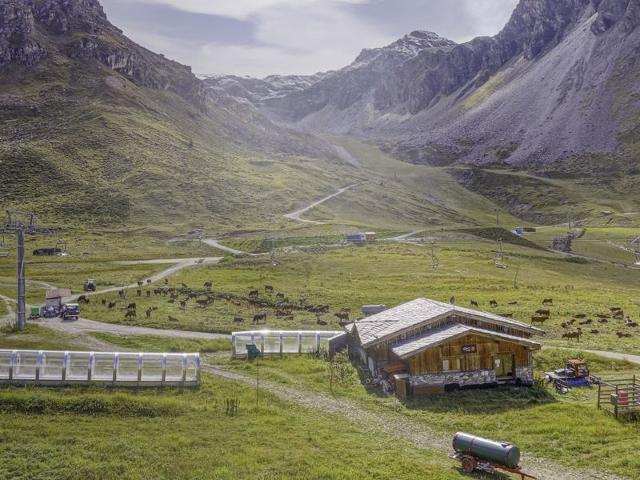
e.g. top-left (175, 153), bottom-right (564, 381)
top-left (451, 432), bottom-right (537, 479)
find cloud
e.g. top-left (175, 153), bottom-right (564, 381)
top-left (130, 0), bottom-right (369, 20)
top-left (101, 0), bottom-right (520, 77)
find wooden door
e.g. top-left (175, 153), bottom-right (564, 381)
top-left (493, 353), bottom-right (514, 378)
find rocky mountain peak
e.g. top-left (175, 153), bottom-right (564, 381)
top-left (27, 0), bottom-right (110, 35)
top-left (354, 30), bottom-right (455, 65)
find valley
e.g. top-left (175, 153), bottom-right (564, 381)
top-left (1, 0), bottom-right (640, 479)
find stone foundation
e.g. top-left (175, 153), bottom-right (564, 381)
top-left (515, 366), bottom-right (534, 384)
top-left (410, 369), bottom-right (496, 388)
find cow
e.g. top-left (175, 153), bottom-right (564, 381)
top-left (562, 330), bottom-right (582, 341)
top-left (335, 312), bottom-right (350, 321)
top-left (180, 300), bottom-right (187, 310)
top-left (108, 301), bottom-right (117, 310)
top-left (137, 281), bottom-right (143, 288)
top-left (252, 313), bottom-right (267, 324)
top-left (146, 290), bottom-right (151, 298)
top-left (489, 300), bottom-right (498, 308)
top-left (101, 299), bottom-right (107, 306)
top-left (204, 281), bottom-right (213, 290)
top-left (233, 317), bottom-right (245, 324)
top-left (579, 319), bottom-right (593, 325)
top-left (196, 299), bottom-right (210, 308)
top-left (125, 310), bottom-right (136, 319)
top-left (126, 303), bottom-right (137, 310)
top-left (265, 285), bottom-right (274, 293)
top-left (613, 310), bottom-right (625, 320)
top-left (617, 332), bottom-right (632, 338)
top-left (145, 307), bottom-right (153, 319)
top-left (249, 290), bottom-right (259, 297)
top-left (590, 330), bottom-right (599, 335)
top-left (316, 319), bottom-right (328, 326)
top-left (137, 289), bottom-right (142, 297)
top-left (531, 315), bottom-right (548, 325)
top-left (470, 300), bottom-right (480, 308)
top-left (276, 293), bottom-right (285, 300)
top-left (535, 309), bottom-right (550, 317)
top-left (146, 279), bottom-right (152, 285)
top-left (542, 298), bottom-right (553, 306)
top-left (168, 315), bottom-right (179, 322)
top-left (574, 313), bottom-right (586, 319)
top-left (598, 318), bottom-right (609, 324)
top-left (508, 301), bottom-right (518, 306)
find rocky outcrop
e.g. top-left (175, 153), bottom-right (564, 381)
top-left (591, 0), bottom-right (640, 33)
top-left (0, 0), bottom-right (204, 101)
top-left (0, 1), bottom-right (47, 68)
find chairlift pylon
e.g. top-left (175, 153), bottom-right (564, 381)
top-left (494, 238), bottom-right (507, 269)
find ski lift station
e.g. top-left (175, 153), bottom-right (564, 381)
top-left (0, 350), bottom-right (201, 387)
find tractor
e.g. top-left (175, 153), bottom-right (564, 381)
top-left (84, 279), bottom-right (97, 292)
top-left (545, 359), bottom-right (593, 393)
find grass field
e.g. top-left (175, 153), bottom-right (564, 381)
top-left (73, 238), bottom-right (640, 353)
top-left (218, 349), bottom-right (640, 479)
top-left (0, 376), bottom-right (466, 480)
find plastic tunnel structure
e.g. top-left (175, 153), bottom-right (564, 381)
top-left (0, 350), bottom-right (201, 387)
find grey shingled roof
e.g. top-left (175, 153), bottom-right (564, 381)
top-left (353, 298), bottom-right (543, 347)
top-left (391, 323), bottom-right (542, 359)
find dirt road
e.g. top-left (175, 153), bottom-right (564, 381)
top-left (203, 364), bottom-right (625, 480)
top-left (545, 346), bottom-right (640, 365)
top-left (40, 317), bottom-right (230, 341)
top-left (284, 184), bottom-right (359, 224)
top-left (64, 256), bottom-right (222, 302)
top-left (201, 239), bottom-right (252, 256)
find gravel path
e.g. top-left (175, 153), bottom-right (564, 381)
top-left (545, 346), bottom-right (640, 365)
top-left (37, 317), bottom-right (230, 340)
top-left (63, 257), bottom-right (222, 302)
top-left (283, 184), bottom-right (359, 224)
top-left (201, 239), bottom-right (253, 256)
top-left (203, 364), bottom-right (628, 480)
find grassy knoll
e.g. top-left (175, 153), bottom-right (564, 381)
top-left (0, 374), bottom-right (466, 480)
top-left (218, 349), bottom-right (640, 479)
top-left (0, 325), bottom-right (95, 351)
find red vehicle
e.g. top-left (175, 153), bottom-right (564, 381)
top-left (61, 303), bottom-right (80, 321)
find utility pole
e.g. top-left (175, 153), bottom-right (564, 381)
top-left (494, 208), bottom-right (501, 227)
top-left (1, 211), bottom-right (56, 329)
top-left (430, 240), bottom-right (439, 270)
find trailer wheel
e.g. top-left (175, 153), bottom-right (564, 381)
top-left (461, 456), bottom-right (477, 473)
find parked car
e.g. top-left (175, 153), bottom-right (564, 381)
top-left (61, 304), bottom-right (80, 321)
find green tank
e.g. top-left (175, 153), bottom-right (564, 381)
top-left (453, 432), bottom-right (520, 469)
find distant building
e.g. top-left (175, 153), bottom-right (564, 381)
top-left (336, 298), bottom-right (543, 397)
top-left (346, 233), bottom-right (367, 244)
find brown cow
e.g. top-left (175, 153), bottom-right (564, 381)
top-left (542, 298), bottom-right (553, 306)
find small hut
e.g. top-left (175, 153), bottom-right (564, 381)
top-left (338, 298), bottom-right (543, 396)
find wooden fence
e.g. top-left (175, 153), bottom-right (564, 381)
top-left (596, 375), bottom-right (639, 420)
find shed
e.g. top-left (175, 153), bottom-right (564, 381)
top-left (345, 298), bottom-right (543, 395)
top-left (45, 288), bottom-right (72, 308)
top-left (346, 233), bottom-right (367, 244)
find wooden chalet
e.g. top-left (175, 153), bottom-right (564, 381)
top-left (342, 298), bottom-right (544, 397)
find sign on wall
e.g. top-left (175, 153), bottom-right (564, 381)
top-left (461, 344), bottom-right (477, 354)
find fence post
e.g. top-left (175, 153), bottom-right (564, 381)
top-left (35, 351), bottom-right (42, 383)
top-left (62, 352), bottom-right (68, 381)
top-left (231, 335), bottom-right (236, 358)
top-left (181, 354), bottom-right (187, 386)
top-left (279, 334), bottom-right (284, 358)
top-left (113, 353), bottom-right (119, 384)
top-left (88, 352), bottom-right (94, 382)
top-left (597, 382), bottom-right (601, 410)
top-left (8, 351), bottom-right (14, 381)
top-left (315, 333), bottom-right (320, 353)
top-left (137, 353), bottom-right (143, 384)
top-left (298, 333), bottom-right (302, 354)
top-left (161, 354), bottom-right (167, 385)
top-left (260, 336), bottom-right (265, 357)
top-left (615, 385), bottom-right (619, 419)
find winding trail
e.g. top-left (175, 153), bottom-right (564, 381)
top-left (284, 184), bottom-right (359, 224)
top-left (40, 317), bottom-right (229, 341)
top-left (202, 364), bottom-right (625, 480)
top-left (64, 256), bottom-right (222, 302)
top-left (545, 346), bottom-right (640, 365)
top-left (201, 239), bottom-right (252, 256)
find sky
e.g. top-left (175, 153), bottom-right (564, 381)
top-left (100, 0), bottom-right (519, 78)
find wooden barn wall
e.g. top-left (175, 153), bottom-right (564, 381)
top-left (406, 334), bottom-right (530, 376)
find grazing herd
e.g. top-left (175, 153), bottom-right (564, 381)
top-left (91, 278), bottom-right (638, 343)
top-left (470, 297), bottom-right (637, 343)
top-left (93, 281), bottom-right (351, 329)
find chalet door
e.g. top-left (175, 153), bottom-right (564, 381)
top-left (493, 353), bottom-right (514, 378)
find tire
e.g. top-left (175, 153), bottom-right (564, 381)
top-left (461, 456), bottom-right (477, 474)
